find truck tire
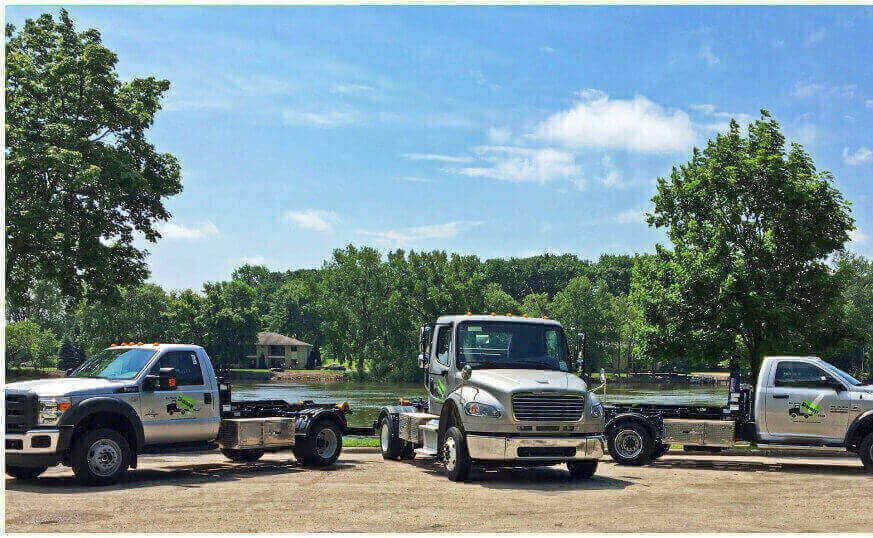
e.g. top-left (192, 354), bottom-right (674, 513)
top-left (221, 449), bottom-right (265, 463)
top-left (860, 432), bottom-right (873, 474)
top-left (567, 460), bottom-right (598, 479)
top-left (5, 465), bottom-right (48, 480)
top-left (607, 423), bottom-right (652, 466)
top-left (442, 426), bottom-right (471, 482)
top-left (71, 428), bottom-right (132, 486)
top-left (296, 419), bottom-right (342, 467)
top-left (379, 415), bottom-right (403, 460)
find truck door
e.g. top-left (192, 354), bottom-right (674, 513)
top-left (427, 324), bottom-right (454, 416)
top-left (764, 359), bottom-right (849, 442)
top-left (140, 350), bottom-right (219, 444)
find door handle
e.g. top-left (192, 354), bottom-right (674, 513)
top-left (772, 393), bottom-right (789, 399)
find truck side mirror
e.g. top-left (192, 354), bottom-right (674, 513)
top-left (461, 364), bottom-right (472, 381)
top-left (144, 367), bottom-right (177, 391)
top-left (419, 326), bottom-right (432, 354)
top-left (418, 353), bottom-right (429, 369)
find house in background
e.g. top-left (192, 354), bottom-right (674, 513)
top-left (248, 331), bottom-right (313, 369)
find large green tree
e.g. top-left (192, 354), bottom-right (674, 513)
top-left (641, 111), bottom-right (854, 378)
top-left (5, 10), bottom-right (181, 308)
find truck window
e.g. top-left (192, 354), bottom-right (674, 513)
top-left (151, 351), bottom-right (204, 386)
top-left (774, 361), bottom-right (834, 388)
top-left (434, 326), bottom-right (452, 366)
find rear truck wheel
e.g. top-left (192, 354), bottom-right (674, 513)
top-left (296, 420), bottom-right (342, 467)
top-left (442, 426), bottom-right (471, 482)
top-left (567, 460), bottom-right (598, 479)
top-left (651, 443), bottom-right (670, 460)
top-left (5, 465), bottom-right (48, 480)
top-left (379, 415), bottom-right (403, 460)
top-left (71, 428), bottom-right (132, 486)
top-left (860, 432), bottom-right (873, 474)
top-left (607, 423), bottom-right (652, 466)
top-left (221, 448), bottom-right (265, 462)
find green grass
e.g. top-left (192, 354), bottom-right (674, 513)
top-left (343, 436), bottom-right (380, 447)
top-left (229, 368), bottom-right (270, 374)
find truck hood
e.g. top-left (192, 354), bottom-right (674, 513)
top-left (467, 369), bottom-right (588, 395)
top-left (5, 377), bottom-right (129, 397)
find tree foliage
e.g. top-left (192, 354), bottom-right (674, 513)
top-left (5, 10), bottom-right (181, 308)
top-left (640, 111), bottom-right (854, 376)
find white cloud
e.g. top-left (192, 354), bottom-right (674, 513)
top-left (691, 105), bottom-right (754, 133)
top-left (282, 210), bottom-right (340, 232)
top-left (690, 104), bottom-right (717, 115)
top-left (805, 27), bottom-right (827, 46)
top-left (331, 83), bottom-right (375, 95)
top-left (540, 46), bottom-right (556, 54)
top-left (849, 229), bottom-right (869, 246)
top-left (357, 221), bottom-right (483, 247)
top-left (457, 146), bottom-right (580, 184)
top-left (282, 109), bottom-right (360, 128)
top-left (423, 113), bottom-right (475, 129)
top-left (531, 91), bottom-right (696, 152)
top-left (597, 155), bottom-right (622, 187)
top-left (487, 126), bottom-right (512, 144)
top-left (791, 80), bottom-right (856, 100)
top-left (239, 255), bottom-right (267, 266)
top-left (401, 153), bottom-right (473, 163)
top-left (613, 208), bottom-right (648, 224)
top-left (398, 176), bottom-right (435, 183)
top-left (843, 147), bottom-right (872, 166)
top-left (156, 220), bottom-right (218, 240)
top-left (867, 100), bottom-right (873, 110)
top-left (698, 45), bottom-right (720, 66)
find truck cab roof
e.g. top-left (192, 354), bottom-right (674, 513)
top-left (435, 314), bottom-right (563, 326)
top-left (108, 343), bottom-right (205, 353)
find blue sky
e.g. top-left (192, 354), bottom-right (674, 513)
top-left (8, 6), bottom-right (873, 290)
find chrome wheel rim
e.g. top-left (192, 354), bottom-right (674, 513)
top-left (315, 427), bottom-right (338, 459)
top-left (443, 437), bottom-right (457, 471)
top-left (614, 429), bottom-right (644, 459)
top-left (380, 421), bottom-right (391, 452)
top-left (88, 438), bottom-right (122, 477)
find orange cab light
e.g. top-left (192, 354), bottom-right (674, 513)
top-left (154, 342), bottom-right (159, 346)
top-left (506, 313), bottom-right (513, 317)
top-left (466, 312), bottom-right (472, 315)
top-left (522, 314), bottom-right (529, 317)
top-left (490, 312), bottom-right (496, 316)
top-left (337, 401), bottom-right (350, 412)
top-left (137, 342), bottom-right (143, 346)
top-left (110, 343), bottom-right (117, 347)
top-left (543, 316), bottom-right (549, 319)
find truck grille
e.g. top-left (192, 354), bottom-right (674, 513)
top-left (5, 390), bottom-right (38, 434)
top-left (511, 392), bottom-right (585, 422)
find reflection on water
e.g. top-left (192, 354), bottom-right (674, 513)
top-left (231, 381), bottom-right (728, 428)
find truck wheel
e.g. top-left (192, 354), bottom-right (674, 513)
top-left (607, 423), bottom-right (651, 466)
top-left (221, 449), bottom-right (265, 462)
top-left (567, 460), bottom-right (598, 479)
top-left (5, 465), bottom-right (48, 480)
top-left (71, 428), bottom-right (132, 486)
top-left (379, 416), bottom-right (403, 460)
top-left (442, 426), bottom-right (471, 482)
top-left (297, 420), bottom-right (342, 467)
top-left (860, 432), bottom-right (873, 473)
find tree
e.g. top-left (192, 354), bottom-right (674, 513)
top-left (550, 277), bottom-right (616, 373)
top-left (642, 111), bottom-right (854, 378)
top-left (199, 281), bottom-right (260, 370)
top-left (6, 321), bottom-right (59, 372)
top-left (58, 339), bottom-right (84, 371)
top-left (483, 283), bottom-right (520, 315)
top-left (5, 10), bottom-right (181, 309)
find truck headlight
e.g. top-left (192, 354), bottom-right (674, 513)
top-left (464, 401), bottom-right (502, 418)
top-left (587, 394), bottom-right (603, 419)
top-left (38, 397), bottom-right (71, 426)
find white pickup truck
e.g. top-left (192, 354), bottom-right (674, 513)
top-left (603, 355), bottom-right (873, 473)
top-left (5, 343), bottom-right (352, 484)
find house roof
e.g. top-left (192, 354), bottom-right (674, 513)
top-left (256, 331), bottom-right (311, 347)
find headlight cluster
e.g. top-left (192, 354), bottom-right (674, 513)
top-left (464, 401), bottom-right (502, 418)
top-left (587, 394), bottom-right (604, 419)
top-left (38, 397), bottom-right (71, 426)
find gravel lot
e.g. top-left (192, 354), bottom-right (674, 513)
top-left (5, 448), bottom-right (871, 532)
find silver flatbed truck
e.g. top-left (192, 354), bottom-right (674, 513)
top-left (5, 343), bottom-right (352, 485)
top-left (376, 314), bottom-right (606, 481)
top-left (603, 355), bottom-right (873, 473)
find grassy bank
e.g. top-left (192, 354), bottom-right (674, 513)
top-left (343, 436), bottom-right (380, 447)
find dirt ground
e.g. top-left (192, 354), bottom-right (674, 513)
top-left (5, 448), bottom-right (871, 532)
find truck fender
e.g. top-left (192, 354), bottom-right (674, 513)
top-left (438, 399), bottom-right (464, 446)
top-left (845, 410), bottom-right (873, 451)
top-left (60, 396), bottom-right (146, 454)
top-left (606, 412), bottom-right (662, 442)
top-left (375, 406), bottom-right (417, 437)
top-left (294, 408), bottom-right (348, 438)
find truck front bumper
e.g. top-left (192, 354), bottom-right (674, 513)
top-left (466, 433), bottom-right (605, 461)
top-left (5, 429), bottom-right (64, 467)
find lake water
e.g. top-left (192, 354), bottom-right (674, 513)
top-left (231, 381), bottom-right (729, 428)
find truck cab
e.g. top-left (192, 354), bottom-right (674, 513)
top-left (755, 356), bottom-right (873, 447)
top-left (377, 314), bottom-right (606, 481)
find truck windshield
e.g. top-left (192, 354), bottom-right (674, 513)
top-left (457, 321), bottom-right (568, 371)
top-left (72, 348), bottom-right (157, 380)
